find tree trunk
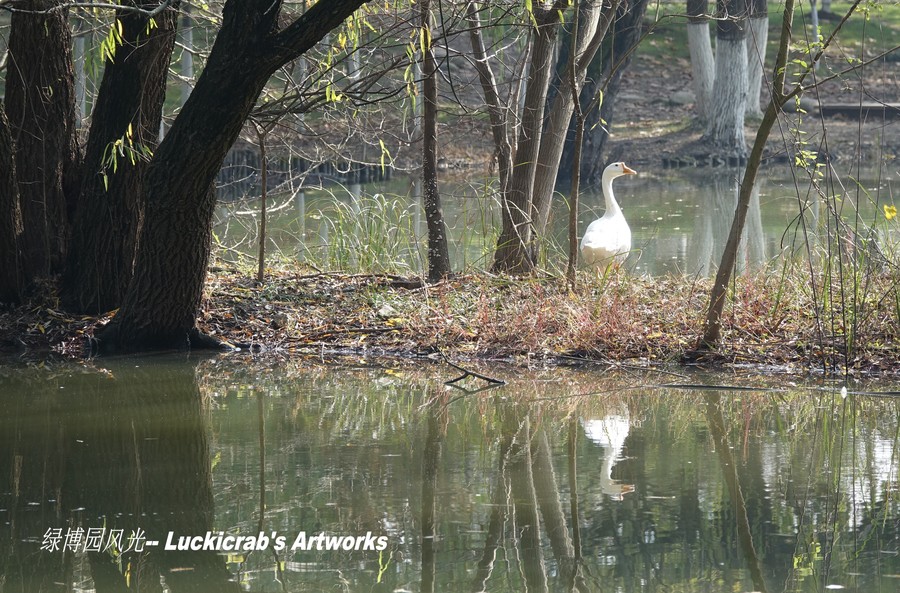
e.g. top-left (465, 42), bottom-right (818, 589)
top-left (492, 11), bottom-right (561, 274)
top-left (4, 0), bottom-right (80, 281)
top-left (745, 0), bottom-right (768, 118)
top-left (63, 0), bottom-right (179, 314)
top-left (0, 108), bottom-right (23, 304)
top-left (531, 0), bottom-right (618, 238)
top-left (560, 0), bottom-right (647, 192)
top-left (421, 0), bottom-right (451, 282)
top-left (704, 0), bottom-right (749, 157)
top-left (699, 0), bottom-right (796, 348)
top-left (96, 0), bottom-right (371, 353)
top-left (687, 0), bottom-right (714, 122)
top-left (466, 2), bottom-right (512, 197)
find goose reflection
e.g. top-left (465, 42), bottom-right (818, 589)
top-left (582, 409), bottom-right (635, 500)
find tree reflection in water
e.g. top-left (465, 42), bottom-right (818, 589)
top-left (1, 360), bottom-right (898, 592)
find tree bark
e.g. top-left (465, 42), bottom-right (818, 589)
top-left (745, 0), bottom-right (769, 118)
top-left (532, 0), bottom-right (618, 238)
top-left (4, 0), bottom-right (80, 281)
top-left (704, 0), bottom-right (750, 157)
top-left (63, 0), bottom-right (180, 314)
top-left (421, 0), bottom-right (451, 282)
top-left (687, 0), bottom-right (714, 122)
top-left (96, 0), bottom-right (371, 353)
top-left (0, 108), bottom-right (23, 304)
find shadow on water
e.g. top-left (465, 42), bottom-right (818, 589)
top-left (1, 358), bottom-right (898, 592)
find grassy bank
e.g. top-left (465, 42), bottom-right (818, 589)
top-left (6, 258), bottom-right (896, 377)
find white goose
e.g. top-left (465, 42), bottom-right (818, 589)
top-left (580, 162), bottom-right (637, 268)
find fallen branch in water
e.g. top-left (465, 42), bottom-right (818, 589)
top-left (443, 357), bottom-right (506, 391)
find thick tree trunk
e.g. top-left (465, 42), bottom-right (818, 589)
top-left (745, 0), bottom-right (769, 118)
top-left (63, 0), bottom-right (179, 314)
top-left (704, 0), bottom-right (750, 157)
top-left (96, 0), bottom-right (371, 353)
top-left (687, 0), bottom-right (714, 122)
top-left (492, 12), bottom-right (560, 274)
top-left (4, 0), bottom-right (79, 281)
top-left (421, 0), bottom-right (451, 282)
top-left (0, 108), bottom-right (23, 304)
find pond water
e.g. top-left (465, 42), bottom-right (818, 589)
top-left (213, 164), bottom-right (899, 276)
top-left (2, 356), bottom-right (898, 592)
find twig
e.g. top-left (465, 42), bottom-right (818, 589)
top-left (440, 357), bottom-right (506, 399)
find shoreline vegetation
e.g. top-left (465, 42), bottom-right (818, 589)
top-left (2, 258), bottom-right (897, 378)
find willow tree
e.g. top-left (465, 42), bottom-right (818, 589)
top-left (95, 0), bottom-right (373, 352)
top-left (4, 0), bottom-right (80, 283)
top-left (63, 0), bottom-right (180, 314)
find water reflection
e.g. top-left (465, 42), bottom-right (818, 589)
top-left (0, 358), bottom-right (239, 592)
top-left (582, 408), bottom-right (634, 499)
top-left (0, 359), bottom-right (898, 592)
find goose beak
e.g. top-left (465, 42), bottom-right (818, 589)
top-left (623, 164), bottom-right (637, 175)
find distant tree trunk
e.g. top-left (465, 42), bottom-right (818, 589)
top-left (492, 11), bottom-right (560, 274)
top-left (531, 0), bottom-right (618, 237)
top-left (421, 0), bottom-right (451, 282)
top-left (745, 0), bottom-right (768, 118)
top-left (4, 0), bottom-right (80, 282)
top-left (73, 9), bottom-right (89, 127)
top-left (181, 4), bottom-right (194, 107)
top-left (687, 0), bottom-right (714, 122)
top-left (0, 108), bottom-right (23, 304)
top-left (96, 0), bottom-right (371, 353)
top-left (572, 0), bottom-right (649, 188)
top-left (704, 0), bottom-right (749, 157)
top-left (63, 0), bottom-right (179, 314)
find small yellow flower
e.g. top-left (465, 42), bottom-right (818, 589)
top-left (885, 205), bottom-right (897, 220)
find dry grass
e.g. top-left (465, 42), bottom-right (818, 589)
top-left (3, 261), bottom-right (898, 376)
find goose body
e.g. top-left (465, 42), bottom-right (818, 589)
top-left (580, 162), bottom-right (636, 267)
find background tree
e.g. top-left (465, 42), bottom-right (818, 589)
top-left (703, 0), bottom-right (750, 157)
top-left (561, 0), bottom-right (651, 188)
top-left (686, 0), bottom-right (714, 122)
top-left (420, 0), bottom-right (451, 282)
top-left (745, 0), bottom-right (768, 118)
top-left (0, 108), bottom-right (22, 304)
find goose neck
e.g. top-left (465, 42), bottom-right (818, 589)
top-left (602, 174), bottom-right (622, 216)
